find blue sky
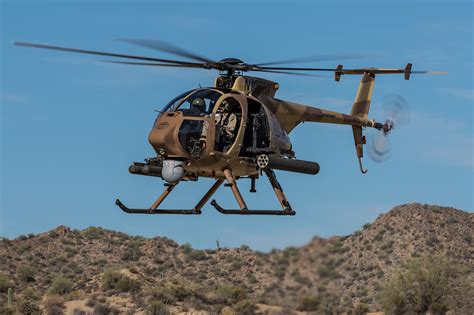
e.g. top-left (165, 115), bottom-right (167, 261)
top-left (1, 0), bottom-right (472, 251)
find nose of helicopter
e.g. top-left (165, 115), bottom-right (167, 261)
top-left (148, 112), bottom-right (184, 157)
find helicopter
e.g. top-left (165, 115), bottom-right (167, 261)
top-left (14, 40), bottom-right (442, 216)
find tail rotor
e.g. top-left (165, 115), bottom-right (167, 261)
top-left (368, 94), bottom-right (409, 162)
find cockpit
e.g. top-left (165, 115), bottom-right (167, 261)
top-left (161, 88), bottom-right (225, 117)
top-left (151, 88), bottom-right (244, 159)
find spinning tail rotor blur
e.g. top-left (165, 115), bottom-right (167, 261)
top-left (369, 94), bottom-right (410, 162)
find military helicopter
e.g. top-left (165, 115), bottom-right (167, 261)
top-left (14, 40), bottom-right (442, 216)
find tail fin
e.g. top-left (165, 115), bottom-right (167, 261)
top-left (351, 73), bottom-right (375, 174)
top-left (351, 72), bottom-right (375, 120)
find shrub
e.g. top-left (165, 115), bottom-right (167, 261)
top-left (0, 274), bottom-right (12, 292)
top-left (298, 295), bottom-right (320, 311)
top-left (23, 288), bottom-right (41, 301)
top-left (274, 265), bottom-right (286, 279)
top-left (149, 281), bottom-right (201, 304)
top-left (180, 243), bottom-right (192, 254)
top-left (187, 249), bottom-right (207, 261)
top-left (240, 244), bottom-right (250, 251)
top-left (215, 284), bottom-right (247, 304)
top-left (49, 276), bottom-right (73, 295)
top-left (0, 306), bottom-right (14, 315)
top-left (17, 299), bottom-right (41, 315)
top-left (146, 300), bottom-right (170, 315)
top-left (352, 303), bottom-right (369, 315)
top-left (43, 295), bottom-right (64, 315)
top-left (17, 265), bottom-right (36, 282)
top-left (101, 269), bottom-right (140, 293)
top-left (425, 235), bottom-right (439, 247)
top-left (93, 303), bottom-right (119, 315)
top-left (446, 216), bottom-right (458, 224)
top-left (380, 255), bottom-right (472, 314)
top-left (83, 226), bottom-right (105, 239)
top-left (121, 241), bottom-right (143, 261)
top-left (231, 260), bottom-right (244, 270)
top-left (233, 299), bottom-right (257, 314)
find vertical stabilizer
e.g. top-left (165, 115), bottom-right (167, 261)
top-left (351, 72), bottom-right (375, 120)
top-left (351, 72), bottom-right (375, 173)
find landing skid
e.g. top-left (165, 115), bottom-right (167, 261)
top-left (115, 199), bottom-right (200, 215)
top-left (116, 168), bottom-right (295, 216)
top-left (211, 200), bottom-right (295, 215)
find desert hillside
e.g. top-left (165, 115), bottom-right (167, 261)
top-left (0, 203), bottom-right (472, 314)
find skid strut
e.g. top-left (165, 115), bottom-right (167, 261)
top-left (116, 179), bottom-right (224, 214)
top-left (211, 168), bottom-right (295, 215)
top-left (117, 169), bottom-right (295, 215)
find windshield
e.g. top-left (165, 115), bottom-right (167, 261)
top-left (163, 89), bottom-right (224, 117)
top-left (161, 89), bottom-right (197, 113)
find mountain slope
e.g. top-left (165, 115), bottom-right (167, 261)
top-left (0, 203), bottom-right (472, 314)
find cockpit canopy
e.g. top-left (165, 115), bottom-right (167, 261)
top-left (162, 88), bottom-right (224, 117)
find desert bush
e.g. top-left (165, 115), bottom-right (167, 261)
top-left (425, 235), bottom-right (439, 247)
top-left (380, 255), bottom-right (472, 314)
top-left (83, 226), bottom-right (105, 239)
top-left (233, 299), bottom-right (257, 314)
top-left (93, 303), bottom-right (119, 315)
top-left (44, 295), bottom-right (64, 315)
top-left (49, 275), bottom-right (73, 295)
top-left (274, 265), bottom-right (286, 279)
top-left (180, 243), bottom-right (192, 254)
top-left (17, 265), bottom-right (36, 282)
top-left (17, 299), bottom-right (41, 315)
top-left (146, 300), bottom-right (170, 315)
top-left (231, 260), bottom-right (244, 270)
top-left (215, 284), bottom-right (247, 304)
top-left (23, 288), bottom-right (41, 301)
top-left (297, 295), bottom-right (320, 311)
top-left (0, 306), bottom-right (14, 315)
top-left (161, 237), bottom-right (177, 247)
top-left (121, 241), bottom-right (143, 261)
top-left (149, 281), bottom-right (200, 304)
top-left (317, 265), bottom-right (341, 279)
top-left (0, 274), bottom-right (12, 292)
top-left (187, 249), bottom-right (207, 261)
top-left (240, 244), bottom-right (250, 251)
top-left (351, 303), bottom-right (369, 315)
top-left (446, 216), bottom-right (458, 224)
top-left (101, 269), bottom-right (140, 293)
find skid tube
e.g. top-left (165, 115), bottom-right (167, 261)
top-left (115, 199), bottom-right (200, 214)
top-left (210, 199), bottom-right (295, 215)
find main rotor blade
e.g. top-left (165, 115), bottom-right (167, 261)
top-left (262, 66), bottom-right (447, 76)
top-left (411, 71), bottom-right (448, 75)
top-left (100, 60), bottom-right (205, 68)
top-left (257, 54), bottom-right (365, 66)
top-left (119, 39), bottom-right (216, 64)
top-left (14, 41), bottom-right (204, 66)
top-left (257, 69), bottom-right (327, 77)
top-left (261, 66), bottom-right (336, 72)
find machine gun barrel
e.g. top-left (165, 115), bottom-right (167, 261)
top-left (267, 155), bottom-right (319, 175)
